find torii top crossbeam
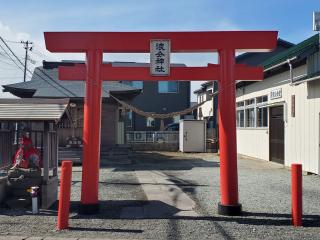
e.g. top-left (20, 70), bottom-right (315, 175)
top-left (45, 31), bottom-right (277, 52)
top-left (44, 31), bottom-right (278, 215)
top-left (45, 31), bottom-right (277, 81)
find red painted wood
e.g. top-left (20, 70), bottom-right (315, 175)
top-left (44, 31), bottom-right (278, 213)
top-left (81, 50), bottom-right (103, 205)
top-left (218, 49), bottom-right (239, 206)
top-left (291, 164), bottom-right (303, 226)
top-left (57, 161), bottom-right (73, 230)
top-left (58, 63), bottom-right (263, 81)
top-left (44, 31), bottom-right (277, 53)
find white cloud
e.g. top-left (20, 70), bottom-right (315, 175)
top-left (0, 21), bottom-right (76, 98)
top-left (0, 21), bottom-right (31, 98)
top-left (211, 18), bottom-right (242, 31)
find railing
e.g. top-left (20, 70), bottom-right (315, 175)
top-left (0, 130), bottom-right (14, 170)
top-left (126, 131), bottom-right (179, 144)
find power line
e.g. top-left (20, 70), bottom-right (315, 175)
top-left (31, 49), bottom-right (48, 58)
top-left (36, 67), bottom-right (78, 97)
top-left (0, 41), bottom-right (26, 75)
top-left (0, 37), bottom-right (68, 94)
top-left (0, 51), bottom-right (29, 62)
top-left (0, 36), bottom-right (65, 92)
top-left (0, 58), bottom-right (19, 67)
top-left (2, 39), bottom-right (21, 44)
top-left (0, 76), bottom-right (24, 79)
top-left (0, 37), bottom-right (77, 97)
top-left (2, 40), bottom-right (75, 97)
top-left (21, 40), bottom-right (33, 82)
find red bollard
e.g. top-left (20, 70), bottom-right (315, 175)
top-left (291, 163), bottom-right (302, 227)
top-left (57, 160), bottom-right (73, 230)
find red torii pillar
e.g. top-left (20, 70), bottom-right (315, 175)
top-left (44, 31), bottom-right (277, 215)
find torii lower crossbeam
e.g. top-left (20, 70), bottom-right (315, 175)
top-left (44, 31), bottom-right (277, 215)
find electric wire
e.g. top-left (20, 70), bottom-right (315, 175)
top-left (0, 36), bottom-right (77, 97)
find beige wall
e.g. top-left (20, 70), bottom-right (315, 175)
top-left (58, 102), bottom-right (118, 148)
top-left (236, 64), bottom-right (320, 174)
top-left (101, 103), bottom-right (118, 148)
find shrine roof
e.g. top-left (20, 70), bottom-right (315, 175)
top-left (2, 62), bottom-right (143, 99)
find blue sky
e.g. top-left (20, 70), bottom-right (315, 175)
top-left (0, 0), bottom-right (319, 99)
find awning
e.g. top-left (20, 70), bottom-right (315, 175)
top-left (0, 98), bottom-right (69, 121)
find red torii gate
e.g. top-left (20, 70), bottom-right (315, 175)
top-left (44, 31), bottom-right (277, 215)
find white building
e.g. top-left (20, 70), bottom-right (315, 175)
top-left (194, 81), bottom-right (218, 128)
top-left (236, 34), bottom-right (320, 174)
top-left (194, 39), bottom-right (293, 135)
top-left (194, 35), bottom-right (320, 174)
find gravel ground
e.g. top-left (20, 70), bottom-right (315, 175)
top-left (0, 152), bottom-right (319, 239)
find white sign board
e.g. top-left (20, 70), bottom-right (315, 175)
top-left (313, 11), bottom-right (320, 31)
top-left (150, 39), bottom-right (170, 76)
top-left (270, 88), bottom-right (282, 100)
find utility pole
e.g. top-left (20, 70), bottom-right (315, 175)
top-left (21, 40), bottom-right (33, 82)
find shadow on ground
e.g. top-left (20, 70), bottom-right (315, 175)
top-left (63, 200), bottom-right (320, 228)
top-left (1, 200), bottom-right (320, 230)
top-left (107, 151), bottom-right (219, 171)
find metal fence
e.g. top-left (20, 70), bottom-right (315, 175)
top-left (126, 131), bottom-right (179, 144)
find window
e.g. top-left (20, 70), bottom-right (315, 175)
top-left (246, 98), bottom-right (255, 106)
top-left (236, 110), bottom-right (244, 127)
top-left (237, 96), bottom-right (270, 128)
top-left (237, 102), bottom-right (244, 107)
top-left (206, 90), bottom-right (213, 101)
top-left (246, 108), bottom-right (255, 127)
top-left (257, 107), bottom-right (268, 127)
top-left (122, 81), bottom-right (143, 89)
top-left (244, 98), bottom-right (255, 127)
top-left (257, 95), bottom-right (268, 104)
top-left (125, 110), bottom-right (133, 127)
top-left (146, 117), bottom-right (155, 127)
top-left (158, 81), bottom-right (178, 93)
top-left (236, 101), bottom-right (245, 128)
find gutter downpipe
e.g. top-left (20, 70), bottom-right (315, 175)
top-left (287, 59), bottom-right (294, 84)
top-left (263, 56), bottom-right (297, 73)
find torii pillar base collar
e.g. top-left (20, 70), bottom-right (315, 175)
top-left (218, 202), bottom-right (242, 216)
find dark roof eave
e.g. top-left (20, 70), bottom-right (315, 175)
top-left (193, 89), bottom-right (203, 94)
top-left (2, 86), bottom-right (36, 98)
top-left (109, 89), bottom-right (141, 99)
